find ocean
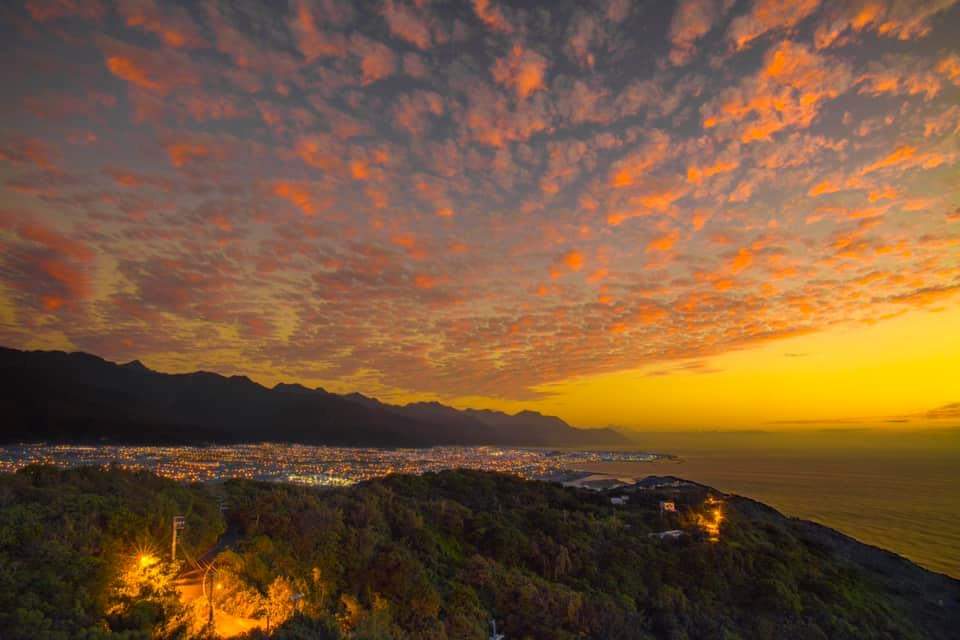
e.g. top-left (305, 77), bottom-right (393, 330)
top-left (572, 429), bottom-right (960, 579)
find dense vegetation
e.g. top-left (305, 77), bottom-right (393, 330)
top-left (1, 466), bottom-right (956, 639)
top-left (0, 466), bottom-right (223, 638)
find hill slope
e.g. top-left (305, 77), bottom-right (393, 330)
top-left (1, 466), bottom-right (956, 639)
top-left (0, 346), bottom-right (625, 447)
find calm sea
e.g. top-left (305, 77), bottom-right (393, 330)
top-left (572, 429), bottom-right (960, 578)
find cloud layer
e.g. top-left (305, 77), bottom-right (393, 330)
top-left (1, 0), bottom-right (959, 409)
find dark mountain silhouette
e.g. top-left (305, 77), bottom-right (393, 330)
top-left (0, 346), bottom-right (627, 447)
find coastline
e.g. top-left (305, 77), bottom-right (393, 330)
top-left (569, 446), bottom-right (959, 579)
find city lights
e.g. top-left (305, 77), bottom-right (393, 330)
top-left (0, 443), bottom-right (660, 485)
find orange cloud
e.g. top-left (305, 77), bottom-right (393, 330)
top-left (713, 278), bottom-right (735, 291)
top-left (295, 136), bottom-right (343, 171)
top-left (607, 0), bottom-right (632, 22)
top-left (728, 0), bottom-right (822, 51)
top-left (587, 268), bottom-right (608, 283)
top-left (887, 285), bottom-right (960, 307)
top-left (687, 158), bottom-right (739, 184)
top-left (609, 130), bottom-right (670, 187)
top-left (102, 40), bottom-right (199, 95)
top-left (106, 56), bottom-right (165, 92)
top-left (646, 229), bottom-right (680, 253)
top-left (105, 168), bottom-right (140, 187)
top-left (808, 178), bottom-right (843, 197)
top-left (272, 181), bottom-right (319, 216)
top-left (461, 83), bottom-right (551, 147)
top-left (413, 274), bottom-right (439, 289)
top-left (875, 1), bottom-right (959, 40)
top-left (562, 250), bottom-right (585, 271)
top-left (859, 144), bottom-right (950, 175)
top-left (938, 54), bottom-right (960, 84)
top-left (393, 91), bottom-right (444, 135)
top-left (289, 0), bottom-right (348, 60)
top-left (702, 40), bottom-right (852, 143)
top-left (403, 52), bottom-right (428, 78)
top-left (868, 186), bottom-right (898, 202)
top-left (0, 137), bottom-right (57, 171)
top-left (669, 0), bottom-right (724, 65)
top-left (730, 248), bottom-right (753, 273)
top-left (117, 0), bottom-right (203, 49)
top-left (473, 0), bottom-right (512, 33)
top-left (857, 67), bottom-right (942, 100)
top-left (633, 185), bottom-right (687, 212)
top-left (815, 0), bottom-right (960, 48)
top-left (352, 35), bottom-right (396, 85)
top-left (26, 0), bottom-right (104, 22)
top-left (566, 13), bottom-right (601, 69)
top-left (633, 304), bottom-right (668, 325)
top-left (5, 221), bottom-right (95, 312)
top-left (350, 160), bottom-right (369, 180)
top-left (727, 180), bottom-right (757, 202)
top-left (692, 211), bottom-right (711, 231)
top-left (814, 1), bottom-right (885, 48)
top-left (491, 44), bottom-right (549, 100)
top-left (607, 183), bottom-right (688, 226)
top-left (18, 223), bottom-right (94, 262)
top-left (383, 0), bottom-right (432, 49)
top-left (392, 232), bottom-right (428, 260)
top-left (165, 141), bottom-right (212, 168)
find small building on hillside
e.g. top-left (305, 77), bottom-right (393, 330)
top-left (648, 529), bottom-right (685, 540)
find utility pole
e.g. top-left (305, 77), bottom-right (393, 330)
top-left (171, 515), bottom-right (185, 562)
top-left (203, 563), bottom-right (217, 628)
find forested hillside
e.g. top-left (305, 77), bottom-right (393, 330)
top-left (0, 466), bottom-right (956, 639)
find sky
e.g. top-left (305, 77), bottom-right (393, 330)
top-left (1, 0), bottom-right (958, 430)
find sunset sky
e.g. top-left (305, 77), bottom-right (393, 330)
top-left (1, 0), bottom-right (958, 430)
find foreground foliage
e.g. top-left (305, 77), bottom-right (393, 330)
top-left (0, 466), bottom-right (956, 639)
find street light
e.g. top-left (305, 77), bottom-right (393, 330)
top-left (202, 561), bottom-right (218, 629)
top-left (137, 553), bottom-right (158, 569)
top-left (171, 516), bottom-right (186, 562)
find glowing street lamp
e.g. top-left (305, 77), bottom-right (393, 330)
top-left (137, 553), bottom-right (159, 569)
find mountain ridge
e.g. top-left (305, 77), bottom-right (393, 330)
top-left (0, 346), bottom-right (627, 448)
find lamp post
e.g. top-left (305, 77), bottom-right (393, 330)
top-left (171, 515), bottom-right (185, 562)
top-left (202, 561), bottom-right (218, 629)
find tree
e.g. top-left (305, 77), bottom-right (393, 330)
top-left (265, 576), bottom-right (297, 633)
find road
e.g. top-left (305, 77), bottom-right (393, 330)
top-left (174, 523), bottom-right (265, 637)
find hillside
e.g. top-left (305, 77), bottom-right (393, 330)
top-left (0, 346), bottom-right (625, 448)
top-left (0, 466), bottom-right (956, 639)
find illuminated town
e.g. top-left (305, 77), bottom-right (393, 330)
top-left (0, 444), bottom-right (659, 486)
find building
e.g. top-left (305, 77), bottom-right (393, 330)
top-left (648, 529), bottom-right (685, 540)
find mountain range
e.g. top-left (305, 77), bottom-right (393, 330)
top-left (0, 346), bottom-right (627, 447)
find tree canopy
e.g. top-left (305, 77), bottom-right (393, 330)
top-left (1, 466), bottom-right (956, 639)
